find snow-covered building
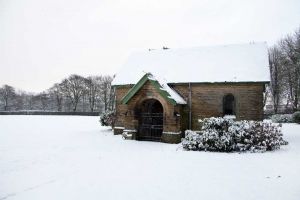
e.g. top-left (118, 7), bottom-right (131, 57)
top-left (112, 42), bottom-right (270, 143)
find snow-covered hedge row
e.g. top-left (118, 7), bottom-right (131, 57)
top-left (293, 111), bottom-right (300, 124)
top-left (182, 117), bottom-right (288, 153)
top-left (271, 114), bottom-right (293, 123)
top-left (99, 110), bottom-right (116, 127)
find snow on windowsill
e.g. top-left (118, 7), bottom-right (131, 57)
top-left (223, 115), bottom-right (237, 119)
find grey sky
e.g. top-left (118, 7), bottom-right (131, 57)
top-left (0, 0), bottom-right (299, 93)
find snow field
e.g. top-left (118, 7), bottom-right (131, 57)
top-left (0, 116), bottom-right (299, 200)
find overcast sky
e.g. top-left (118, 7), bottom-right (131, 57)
top-left (0, 0), bottom-right (300, 93)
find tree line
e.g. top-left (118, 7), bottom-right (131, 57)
top-left (268, 26), bottom-right (300, 113)
top-left (0, 74), bottom-right (115, 113)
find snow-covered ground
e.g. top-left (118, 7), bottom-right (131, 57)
top-left (0, 116), bottom-right (299, 200)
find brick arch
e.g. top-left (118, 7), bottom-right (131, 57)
top-left (135, 98), bottom-right (164, 141)
top-left (139, 98), bottom-right (163, 113)
top-left (134, 96), bottom-right (168, 117)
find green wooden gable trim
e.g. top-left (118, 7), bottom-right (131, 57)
top-left (148, 79), bottom-right (177, 105)
top-left (121, 73), bottom-right (177, 105)
top-left (121, 73), bottom-right (150, 104)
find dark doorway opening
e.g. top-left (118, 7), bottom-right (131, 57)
top-left (223, 94), bottom-right (235, 115)
top-left (138, 99), bottom-right (163, 141)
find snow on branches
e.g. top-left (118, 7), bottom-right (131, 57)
top-left (182, 117), bottom-right (288, 153)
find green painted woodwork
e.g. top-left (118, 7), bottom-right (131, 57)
top-left (121, 73), bottom-right (177, 105)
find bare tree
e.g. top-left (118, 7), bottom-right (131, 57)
top-left (268, 26), bottom-right (300, 113)
top-left (49, 83), bottom-right (63, 111)
top-left (294, 27), bottom-right (300, 110)
top-left (279, 35), bottom-right (299, 110)
top-left (100, 75), bottom-right (114, 112)
top-left (59, 74), bottom-right (86, 112)
top-left (36, 92), bottom-right (49, 111)
top-left (85, 76), bottom-right (102, 112)
top-left (14, 92), bottom-right (24, 111)
top-left (0, 85), bottom-right (16, 111)
top-left (269, 47), bottom-right (284, 113)
top-left (26, 93), bottom-right (35, 110)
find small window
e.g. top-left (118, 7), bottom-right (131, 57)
top-left (223, 94), bottom-right (235, 115)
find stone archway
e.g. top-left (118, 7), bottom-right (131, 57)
top-left (137, 98), bottom-right (164, 141)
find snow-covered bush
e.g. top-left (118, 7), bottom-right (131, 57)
top-left (271, 114), bottom-right (293, 123)
top-left (182, 117), bottom-right (288, 153)
top-left (100, 110), bottom-right (116, 127)
top-left (181, 130), bottom-right (202, 151)
top-left (292, 111), bottom-right (300, 124)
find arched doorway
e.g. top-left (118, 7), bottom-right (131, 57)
top-left (137, 99), bottom-right (163, 141)
top-left (223, 94), bottom-right (235, 115)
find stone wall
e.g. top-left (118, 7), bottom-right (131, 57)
top-left (114, 84), bottom-right (132, 128)
top-left (172, 82), bottom-right (265, 130)
top-left (114, 82), bottom-right (265, 135)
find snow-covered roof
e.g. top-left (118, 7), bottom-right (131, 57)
top-left (112, 42), bottom-right (270, 85)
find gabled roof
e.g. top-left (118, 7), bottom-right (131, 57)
top-left (121, 73), bottom-right (187, 105)
top-left (112, 42), bottom-right (270, 85)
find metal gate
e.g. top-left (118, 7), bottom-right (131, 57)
top-left (138, 112), bottom-right (163, 141)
